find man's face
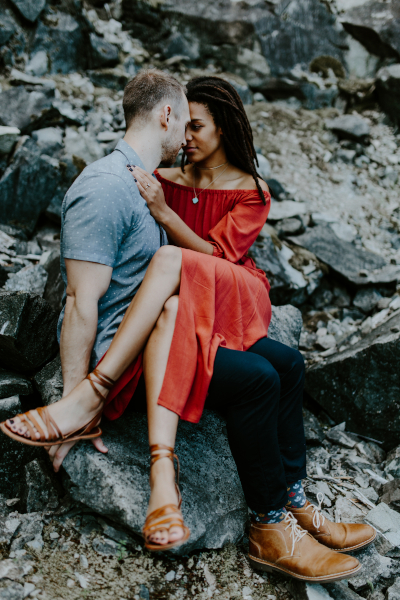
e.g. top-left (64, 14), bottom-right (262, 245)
top-left (160, 95), bottom-right (190, 166)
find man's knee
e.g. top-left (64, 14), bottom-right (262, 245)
top-left (288, 348), bottom-right (305, 377)
top-left (253, 357), bottom-right (280, 396)
top-left (151, 246), bottom-right (182, 274)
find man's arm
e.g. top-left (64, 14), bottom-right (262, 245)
top-left (60, 259), bottom-right (112, 395)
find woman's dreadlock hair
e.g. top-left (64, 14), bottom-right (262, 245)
top-left (182, 76), bottom-right (266, 205)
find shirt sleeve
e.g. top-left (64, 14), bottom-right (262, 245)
top-left (208, 191), bottom-right (271, 263)
top-left (62, 172), bottom-right (133, 268)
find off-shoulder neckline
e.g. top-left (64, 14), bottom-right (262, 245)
top-left (155, 171), bottom-right (271, 197)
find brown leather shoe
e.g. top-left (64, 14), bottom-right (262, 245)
top-left (249, 512), bottom-right (361, 582)
top-left (287, 495), bottom-right (376, 552)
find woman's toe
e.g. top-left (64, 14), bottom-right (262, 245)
top-left (169, 527), bottom-right (184, 542)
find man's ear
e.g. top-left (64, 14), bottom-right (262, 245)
top-left (160, 104), bottom-right (172, 131)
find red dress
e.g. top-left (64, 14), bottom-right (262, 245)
top-left (103, 173), bottom-right (272, 423)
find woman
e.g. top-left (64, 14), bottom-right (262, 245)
top-left (1, 77), bottom-right (303, 552)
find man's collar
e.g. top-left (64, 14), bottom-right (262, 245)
top-left (114, 139), bottom-right (146, 170)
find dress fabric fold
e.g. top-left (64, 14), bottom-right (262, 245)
top-left (103, 173), bottom-right (272, 423)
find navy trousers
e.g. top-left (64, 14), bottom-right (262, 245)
top-left (132, 337), bottom-right (306, 513)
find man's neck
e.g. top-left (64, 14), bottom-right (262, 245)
top-left (123, 128), bottom-right (161, 174)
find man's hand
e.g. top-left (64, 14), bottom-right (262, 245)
top-left (129, 165), bottom-right (171, 223)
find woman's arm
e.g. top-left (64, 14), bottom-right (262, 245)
top-left (131, 166), bottom-right (214, 255)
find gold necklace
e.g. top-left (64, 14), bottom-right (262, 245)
top-left (196, 161), bottom-right (228, 171)
top-left (192, 164), bottom-right (229, 205)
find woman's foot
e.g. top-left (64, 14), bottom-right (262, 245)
top-left (4, 375), bottom-right (109, 441)
top-left (146, 455), bottom-right (185, 546)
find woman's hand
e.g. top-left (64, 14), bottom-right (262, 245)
top-left (128, 165), bottom-right (171, 223)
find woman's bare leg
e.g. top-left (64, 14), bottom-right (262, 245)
top-left (6, 246), bottom-right (182, 440)
top-left (143, 295), bottom-right (182, 546)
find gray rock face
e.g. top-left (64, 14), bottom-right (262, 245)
top-left (42, 249), bottom-right (64, 312)
top-left (348, 542), bottom-right (400, 594)
top-left (63, 410), bottom-right (248, 555)
top-left (0, 137), bottom-right (62, 235)
top-left (387, 579), bottom-right (400, 600)
top-left (32, 13), bottom-right (88, 74)
top-left (385, 446), bottom-right (400, 479)
top-left (0, 396), bottom-right (39, 495)
top-left (268, 304), bottom-right (303, 349)
top-left (0, 582), bottom-right (25, 600)
top-left (341, 0), bottom-right (400, 60)
top-left (31, 127), bottom-right (63, 154)
top-left (0, 15), bottom-right (16, 47)
top-left (89, 33), bottom-right (119, 69)
top-left (9, 0), bottom-right (46, 23)
top-left (380, 480), bottom-right (400, 512)
top-left (306, 310), bottom-right (400, 449)
top-left (0, 292), bottom-right (58, 373)
top-left (33, 355), bottom-right (63, 405)
top-left (0, 127), bottom-right (20, 155)
top-left (289, 225), bottom-right (393, 287)
top-left (376, 63), bottom-right (400, 126)
top-left (0, 86), bottom-right (56, 134)
top-left (303, 408), bottom-right (325, 445)
top-left (20, 459), bottom-right (59, 513)
top-left (4, 265), bottom-right (48, 296)
top-left (326, 114), bottom-right (370, 142)
top-left (0, 369), bottom-right (32, 400)
top-left (353, 288), bottom-right (382, 313)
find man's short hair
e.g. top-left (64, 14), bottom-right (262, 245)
top-left (123, 69), bottom-right (185, 130)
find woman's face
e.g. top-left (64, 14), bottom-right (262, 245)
top-left (184, 102), bottom-right (223, 162)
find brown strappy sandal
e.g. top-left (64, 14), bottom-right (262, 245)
top-left (0, 368), bottom-right (115, 447)
top-left (142, 444), bottom-right (190, 552)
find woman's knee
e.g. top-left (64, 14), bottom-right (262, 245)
top-left (151, 246), bottom-right (182, 275)
top-left (156, 295), bottom-right (179, 329)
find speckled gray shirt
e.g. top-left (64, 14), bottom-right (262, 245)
top-left (57, 139), bottom-right (167, 368)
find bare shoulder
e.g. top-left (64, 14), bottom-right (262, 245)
top-left (258, 177), bottom-right (270, 193)
top-left (157, 167), bottom-right (187, 184)
top-left (237, 170), bottom-right (269, 193)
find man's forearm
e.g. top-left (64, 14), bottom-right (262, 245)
top-left (60, 296), bottom-right (98, 396)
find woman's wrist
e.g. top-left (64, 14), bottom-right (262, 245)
top-left (157, 205), bottom-right (174, 228)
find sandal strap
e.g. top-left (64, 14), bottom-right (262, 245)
top-left (143, 504), bottom-right (184, 538)
top-left (149, 444), bottom-right (180, 485)
top-left (86, 368), bottom-right (115, 403)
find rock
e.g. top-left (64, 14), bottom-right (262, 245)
top-left (4, 265), bottom-right (48, 296)
top-left (290, 580), bottom-right (360, 600)
top-left (268, 304), bottom-right (303, 350)
top-left (366, 502), bottom-right (400, 534)
top-left (9, 69), bottom-right (55, 89)
top-left (0, 127), bottom-right (20, 155)
top-left (306, 310), bottom-right (400, 449)
top-left (33, 355), bottom-right (63, 405)
top-left (277, 217), bottom-right (305, 238)
top-left (44, 156), bottom-right (84, 224)
top-left (0, 15), bottom-right (16, 47)
top-left (385, 446), bottom-right (400, 480)
top-left (63, 410), bottom-right (248, 555)
top-left (32, 13), bottom-right (88, 74)
top-left (9, 0), bottom-right (46, 23)
top-left (64, 127), bottom-right (104, 165)
top-left (219, 47), bottom-right (271, 89)
top-left (40, 249), bottom-right (64, 312)
top-left (0, 369), bottom-right (32, 400)
top-left (31, 127), bottom-right (63, 154)
top-left (303, 408), bottom-right (325, 445)
top-left (341, 1), bottom-right (400, 60)
top-left (268, 200), bottom-right (308, 221)
top-left (326, 428), bottom-right (357, 449)
top-left (387, 579), bottom-right (400, 600)
top-left (348, 543), bottom-right (400, 594)
top-left (25, 51), bottom-right (49, 77)
top-left (353, 289), bottom-right (382, 313)
top-left (89, 33), bottom-right (119, 69)
top-left (326, 114), bottom-right (370, 142)
top-left (0, 87), bottom-right (57, 134)
top-left (380, 480), bottom-right (400, 513)
top-left (87, 68), bottom-right (129, 91)
top-left (0, 583), bottom-right (24, 600)
top-left (289, 225), bottom-right (394, 287)
top-left (92, 536), bottom-right (118, 556)
top-left (0, 516), bottom-right (21, 545)
top-left (19, 459), bottom-right (59, 513)
top-left (250, 226), bottom-right (308, 305)
top-left (322, 582), bottom-right (362, 600)
top-left (266, 179), bottom-right (286, 200)
top-left (0, 397), bottom-right (39, 495)
top-left (10, 512), bottom-right (43, 552)
top-left (0, 137), bottom-right (63, 235)
top-left (376, 64), bottom-right (400, 126)
top-left (0, 292), bottom-right (58, 373)
top-left (256, 153), bottom-right (271, 181)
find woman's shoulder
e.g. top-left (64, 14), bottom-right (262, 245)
top-left (233, 169), bottom-right (270, 194)
top-left (157, 167), bottom-right (191, 186)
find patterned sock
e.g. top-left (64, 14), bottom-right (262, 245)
top-left (286, 480), bottom-right (307, 508)
top-left (251, 507), bottom-right (287, 524)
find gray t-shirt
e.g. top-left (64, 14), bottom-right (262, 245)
top-left (57, 139), bottom-right (167, 367)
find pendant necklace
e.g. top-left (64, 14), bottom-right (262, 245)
top-left (192, 163), bottom-right (229, 205)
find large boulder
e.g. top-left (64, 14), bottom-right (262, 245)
top-left (376, 63), bottom-right (400, 126)
top-left (341, 0), bottom-right (400, 60)
top-left (0, 86), bottom-right (58, 134)
top-left (33, 355), bottom-right (63, 405)
top-left (0, 292), bottom-right (58, 373)
top-left (305, 310), bottom-right (400, 449)
top-left (0, 369), bottom-right (32, 399)
top-left (62, 304), bottom-right (302, 554)
top-left (0, 137), bottom-right (63, 235)
top-left (89, 33), bottom-right (119, 69)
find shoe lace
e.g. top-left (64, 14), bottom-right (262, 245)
top-left (305, 492), bottom-right (326, 530)
top-left (283, 511), bottom-right (307, 556)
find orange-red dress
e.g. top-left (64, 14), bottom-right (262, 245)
top-left (103, 174), bottom-right (272, 423)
